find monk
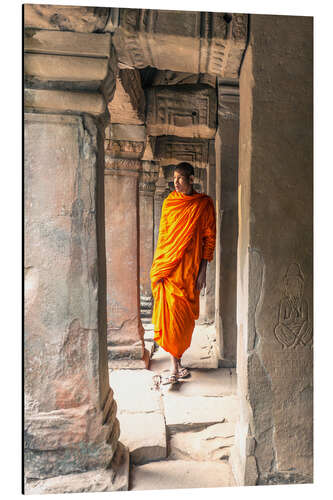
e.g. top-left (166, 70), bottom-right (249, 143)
top-left (150, 162), bottom-right (216, 384)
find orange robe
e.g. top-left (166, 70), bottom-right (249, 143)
top-left (150, 190), bottom-right (216, 359)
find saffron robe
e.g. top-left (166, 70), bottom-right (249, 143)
top-left (150, 190), bottom-right (216, 359)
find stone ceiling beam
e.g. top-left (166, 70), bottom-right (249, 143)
top-left (112, 9), bottom-right (248, 79)
top-left (146, 86), bottom-right (217, 139)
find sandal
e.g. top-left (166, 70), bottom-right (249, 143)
top-left (177, 367), bottom-right (190, 379)
top-left (161, 374), bottom-right (178, 385)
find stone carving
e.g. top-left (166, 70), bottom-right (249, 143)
top-left (105, 139), bottom-right (145, 159)
top-left (152, 70), bottom-right (216, 88)
top-left (155, 136), bottom-right (210, 168)
top-left (146, 87), bottom-right (216, 139)
top-left (274, 263), bottom-right (312, 349)
top-left (112, 9), bottom-right (247, 78)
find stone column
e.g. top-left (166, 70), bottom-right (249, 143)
top-left (153, 167), bottom-right (169, 251)
top-left (215, 82), bottom-right (240, 366)
top-left (231, 15), bottom-right (313, 486)
top-left (139, 162), bottom-right (159, 319)
top-left (104, 125), bottom-right (149, 369)
top-left (203, 140), bottom-right (217, 324)
top-left (24, 12), bottom-right (128, 493)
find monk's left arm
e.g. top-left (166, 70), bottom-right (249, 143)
top-left (202, 200), bottom-right (216, 262)
top-left (196, 201), bottom-right (216, 290)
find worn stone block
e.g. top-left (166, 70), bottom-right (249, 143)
top-left (169, 422), bottom-right (235, 461)
top-left (131, 460), bottom-right (235, 490)
top-left (24, 4), bottom-right (110, 32)
top-left (163, 394), bottom-right (239, 432)
top-left (108, 69), bottom-right (145, 125)
top-left (118, 412), bottom-right (167, 465)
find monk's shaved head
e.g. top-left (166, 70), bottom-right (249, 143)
top-left (174, 162), bottom-right (195, 180)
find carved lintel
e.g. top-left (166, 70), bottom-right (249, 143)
top-left (113, 10), bottom-right (248, 78)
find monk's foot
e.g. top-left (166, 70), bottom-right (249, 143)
top-left (177, 367), bottom-right (190, 379)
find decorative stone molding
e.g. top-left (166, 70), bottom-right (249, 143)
top-left (112, 9), bottom-right (248, 78)
top-left (155, 136), bottom-right (211, 168)
top-left (146, 86), bottom-right (217, 139)
top-left (108, 69), bottom-right (145, 125)
top-left (105, 124), bottom-right (146, 160)
top-left (104, 157), bottom-right (142, 177)
top-left (139, 163), bottom-right (160, 194)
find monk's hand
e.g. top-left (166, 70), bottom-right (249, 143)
top-left (195, 268), bottom-right (206, 291)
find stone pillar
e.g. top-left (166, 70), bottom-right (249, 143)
top-left (24, 12), bottom-right (128, 493)
top-left (153, 167), bottom-right (169, 251)
top-left (214, 81), bottom-right (240, 366)
top-left (203, 140), bottom-right (217, 324)
top-left (104, 125), bottom-right (149, 369)
top-left (139, 162), bottom-right (159, 319)
top-left (231, 15), bottom-right (313, 486)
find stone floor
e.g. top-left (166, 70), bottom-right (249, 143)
top-left (109, 323), bottom-right (238, 492)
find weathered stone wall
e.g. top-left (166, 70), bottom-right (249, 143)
top-left (231, 14), bottom-right (313, 485)
top-left (215, 82), bottom-right (239, 365)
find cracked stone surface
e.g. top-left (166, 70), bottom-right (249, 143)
top-left (163, 394), bottom-right (239, 432)
top-left (169, 422), bottom-right (235, 461)
top-left (131, 460), bottom-right (235, 490)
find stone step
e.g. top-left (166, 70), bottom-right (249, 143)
top-left (118, 411), bottom-right (167, 465)
top-left (131, 459), bottom-right (235, 491)
top-left (169, 422), bottom-right (235, 461)
top-left (162, 393), bottom-right (239, 433)
top-left (109, 369), bottom-right (167, 466)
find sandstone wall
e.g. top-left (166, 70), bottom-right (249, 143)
top-left (232, 14), bottom-right (313, 485)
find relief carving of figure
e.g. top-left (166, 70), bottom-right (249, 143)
top-left (274, 263), bottom-right (312, 349)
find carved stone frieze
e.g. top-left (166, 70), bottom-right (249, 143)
top-left (146, 86), bottom-right (217, 139)
top-left (104, 157), bottom-right (142, 177)
top-left (105, 139), bottom-right (145, 160)
top-left (108, 69), bottom-right (145, 125)
top-left (139, 163), bottom-right (159, 193)
top-left (155, 136), bottom-right (211, 168)
top-left (112, 9), bottom-right (248, 78)
top-left (152, 71), bottom-right (216, 88)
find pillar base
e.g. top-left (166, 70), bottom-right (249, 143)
top-left (25, 443), bottom-right (130, 494)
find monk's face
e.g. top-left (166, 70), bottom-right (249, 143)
top-left (174, 171), bottom-right (193, 194)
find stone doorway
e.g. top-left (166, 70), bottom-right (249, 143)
top-left (24, 5), bottom-right (313, 493)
